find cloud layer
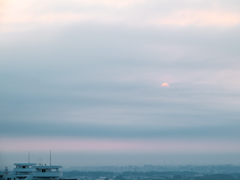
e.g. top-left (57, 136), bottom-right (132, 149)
top-left (0, 0), bottom-right (240, 167)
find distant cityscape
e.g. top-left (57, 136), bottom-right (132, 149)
top-left (1, 164), bottom-right (240, 180)
top-left (61, 164), bottom-right (240, 180)
top-left (63, 164), bottom-right (240, 174)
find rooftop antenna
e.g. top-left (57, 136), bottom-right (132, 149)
top-left (50, 150), bottom-right (51, 166)
top-left (28, 152), bottom-right (30, 163)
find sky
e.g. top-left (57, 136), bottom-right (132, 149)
top-left (0, 0), bottom-right (240, 169)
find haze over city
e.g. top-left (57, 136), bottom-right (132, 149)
top-left (0, 0), bottom-right (240, 168)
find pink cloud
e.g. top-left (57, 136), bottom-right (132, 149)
top-left (1, 137), bottom-right (239, 154)
top-left (1, 0), bottom-right (240, 33)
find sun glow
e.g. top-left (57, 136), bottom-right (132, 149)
top-left (161, 83), bottom-right (170, 87)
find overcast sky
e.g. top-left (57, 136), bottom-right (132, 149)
top-left (1, 0), bottom-right (240, 168)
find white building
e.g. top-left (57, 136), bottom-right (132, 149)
top-left (5, 163), bottom-right (36, 180)
top-left (33, 165), bottom-right (62, 180)
top-left (3, 163), bottom-right (62, 180)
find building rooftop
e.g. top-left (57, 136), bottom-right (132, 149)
top-left (14, 163), bottom-right (37, 166)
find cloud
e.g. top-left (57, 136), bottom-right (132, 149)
top-left (1, 137), bottom-right (240, 153)
top-left (1, 109), bottom-right (240, 140)
top-left (149, 10), bottom-right (240, 26)
top-left (1, 0), bottom-right (240, 33)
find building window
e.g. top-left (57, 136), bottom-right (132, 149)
top-left (23, 166), bottom-right (25, 169)
top-left (42, 169), bottom-right (46, 172)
